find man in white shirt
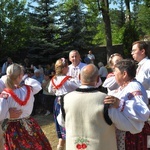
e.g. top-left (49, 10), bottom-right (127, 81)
top-left (98, 62), bottom-right (108, 82)
top-left (87, 50), bottom-right (95, 64)
top-left (67, 50), bottom-right (87, 84)
top-left (67, 50), bottom-right (102, 87)
top-left (131, 41), bottom-right (150, 101)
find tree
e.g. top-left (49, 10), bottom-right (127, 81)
top-left (0, 0), bottom-right (30, 61)
top-left (136, 1), bottom-right (150, 35)
top-left (27, 0), bottom-right (60, 64)
top-left (124, 0), bottom-right (131, 22)
top-left (57, 0), bottom-right (99, 53)
top-left (97, 0), bottom-right (113, 59)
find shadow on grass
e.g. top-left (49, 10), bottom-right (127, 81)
top-left (33, 114), bottom-right (54, 126)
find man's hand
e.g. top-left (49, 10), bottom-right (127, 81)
top-left (9, 107), bottom-right (22, 119)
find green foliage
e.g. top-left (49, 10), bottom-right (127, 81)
top-left (110, 9), bottom-right (125, 28)
top-left (0, 0), bottom-right (30, 61)
top-left (92, 23), bottom-right (105, 45)
top-left (57, 0), bottom-right (99, 51)
top-left (27, 0), bottom-right (60, 64)
top-left (137, 4), bottom-right (150, 35)
top-left (0, 0), bottom-right (150, 64)
top-left (112, 25), bottom-right (125, 44)
top-left (122, 22), bottom-right (139, 57)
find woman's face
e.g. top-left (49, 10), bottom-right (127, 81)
top-left (63, 66), bottom-right (69, 75)
top-left (114, 67), bottom-right (124, 86)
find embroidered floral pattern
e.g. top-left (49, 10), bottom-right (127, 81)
top-left (128, 91), bottom-right (142, 100)
top-left (4, 117), bottom-right (52, 150)
top-left (75, 137), bottom-right (89, 150)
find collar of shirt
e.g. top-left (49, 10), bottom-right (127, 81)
top-left (70, 63), bottom-right (80, 69)
top-left (73, 66), bottom-right (79, 70)
top-left (138, 57), bottom-right (148, 66)
top-left (79, 85), bottom-right (96, 88)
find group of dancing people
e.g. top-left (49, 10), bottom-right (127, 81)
top-left (0, 40), bottom-right (150, 150)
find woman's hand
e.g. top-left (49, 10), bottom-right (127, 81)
top-left (104, 95), bottom-right (120, 108)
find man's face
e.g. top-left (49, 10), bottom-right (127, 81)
top-left (69, 52), bottom-right (81, 66)
top-left (131, 43), bottom-right (145, 62)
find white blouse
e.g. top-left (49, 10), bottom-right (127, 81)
top-left (0, 77), bottom-right (41, 121)
top-left (48, 76), bottom-right (79, 96)
top-left (108, 80), bottom-right (150, 134)
top-left (102, 73), bottom-right (119, 92)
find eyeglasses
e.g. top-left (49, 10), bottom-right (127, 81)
top-left (131, 49), bottom-right (138, 53)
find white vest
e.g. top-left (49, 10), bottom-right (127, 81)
top-left (64, 90), bottom-right (117, 150)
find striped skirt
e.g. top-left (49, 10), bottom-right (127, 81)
top-left (3, 117), bottom-right (52, 150)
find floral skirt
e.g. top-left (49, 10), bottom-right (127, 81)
top-left (125, 122), bottom-right (150, 150)
top-left (3, 117), bottom-right (52, 150)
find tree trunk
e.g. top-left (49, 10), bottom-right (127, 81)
top-left (97, 0), bottom-right (113, 60)
top-left (124, 0), bottom-right (131, 22)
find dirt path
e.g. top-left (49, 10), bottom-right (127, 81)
top-left (33, 114), bottom-right (58, 150)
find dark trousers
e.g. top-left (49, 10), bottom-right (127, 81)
top-left (31, 90), bottom-right (43, 115)
top-left (42, 94), bottom-right (55, 113)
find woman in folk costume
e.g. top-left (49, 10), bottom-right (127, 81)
top-left (0, 76), bottom-right (22, 150)
top-left (104, 59), bottom-right (150, 150)
top-left (48, 58), bottom-right (79, 150)
top-left (102, 53), bottom-right (123, 93)
top-left (0, 63), bottom-right (52, 150)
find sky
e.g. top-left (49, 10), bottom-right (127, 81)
top-left (26, 0), bottom-right (120, 9)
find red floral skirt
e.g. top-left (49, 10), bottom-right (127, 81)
top-left (3, 117), bottom-right (52, 150)
top-left (125, 122), bottom-right (150, 150)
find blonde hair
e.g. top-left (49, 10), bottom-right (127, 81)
top-left (55, 58), bottom-right (68, 76)
top-left (5, 63), bottom-right (24, 89)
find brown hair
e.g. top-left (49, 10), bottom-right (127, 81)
top-left (115, 59), bottom-right (136, 80)
top-left (108, 53), bottom-right (123, 67)
top-left (132, 41), bottom-right (149, 56)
